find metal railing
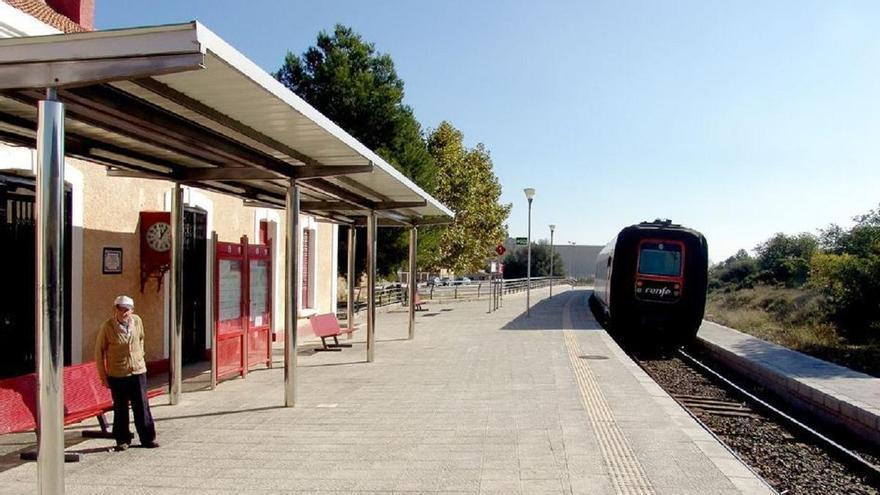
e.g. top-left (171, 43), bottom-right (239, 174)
top-left (337, 276), bottom-right (575, 316)
top-left (338, 284), bottom-right (405, 316)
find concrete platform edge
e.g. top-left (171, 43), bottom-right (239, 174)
top-left (697, 324), bottom-right (880, 448)
top-left (599, 332), bottom-right (778, 494)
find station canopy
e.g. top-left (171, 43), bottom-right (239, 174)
top-left (0, 21), bottom-right (453, 226)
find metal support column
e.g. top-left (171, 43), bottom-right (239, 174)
top-left (407, 226), bottom-right (417, 340)
top-left (366, 211), bottom-right (377, 362)
top-left (209, 231), bottom-right (218, 390)
top-left (346, 227), bottom-right (356, 335)
top-left (36, 89), bottom-right (65, 495)
top-left (169, 184), bottom-right (184, 405)
top-left (284, 183), bottom-right (301, 407)
top-left (489, 276), bottom-right (494, 313)
top-left (526, 197), bottom-right (533, 316)
top-left (549, 225), bottom-right (555, 298)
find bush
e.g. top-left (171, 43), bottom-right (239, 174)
top-left (810, 252), bottom-right (880, 339)
top-left (754, 233), bottom-right (818, 287)
top-left (709, 249), bottom-right (759, 290)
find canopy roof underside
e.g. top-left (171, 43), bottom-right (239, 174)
top-left (0, 21), bottom-right (453, 226)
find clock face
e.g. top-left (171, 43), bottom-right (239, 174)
top-left (145, 222), bottom-right (172, 252)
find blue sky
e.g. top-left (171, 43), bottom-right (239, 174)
top-left (97, 1), bottom-right (880, 261)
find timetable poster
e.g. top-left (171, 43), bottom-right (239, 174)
top-left (219, 259), bottom-right (242, 322)
top-left (250, 259), bottom-right (269, 323)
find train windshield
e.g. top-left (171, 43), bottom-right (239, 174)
top-left (638, 242), bottom-right (682, 276)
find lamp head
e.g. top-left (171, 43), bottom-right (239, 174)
top-left (549, 224), bottom-right (556, 232)
top-left (523, 188), bottom-right (535, 200)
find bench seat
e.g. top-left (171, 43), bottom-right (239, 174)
top-left (0, 363), bottom-right (162, 436)
top-left (309, 313), bottom-right (359, 351)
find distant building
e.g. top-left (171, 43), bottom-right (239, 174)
top-left (554, 244), bottom-right (602, 279)
top-left (502, 238), bottom-right (602, 279)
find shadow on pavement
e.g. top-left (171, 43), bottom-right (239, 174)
top-left (501, 289), bottom-right (604, 331)
top-left (299, 360), bottom-right (366, 368)
top-left (153, 405), bottom-right (280, 423)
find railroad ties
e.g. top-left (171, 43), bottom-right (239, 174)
top-left (672, 394), bottom-right (759, 419)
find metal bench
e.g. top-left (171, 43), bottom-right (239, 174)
top-left (413, 292), bottom-right (428, 311)
top-left (0, 362), bottom-right (163, 460)
top-left (308, 313), bottom-right (359, 352)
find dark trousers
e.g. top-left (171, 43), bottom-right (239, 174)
top-left (107, 374), bottom-right (155, 446)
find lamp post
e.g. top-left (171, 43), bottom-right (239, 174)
top-left (524, 188), bottom-right (535, 316)
top-left (549, 224), bottom-right (556, 298)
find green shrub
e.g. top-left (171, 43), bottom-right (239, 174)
top-left (810, 252), bottom-right (880, 339)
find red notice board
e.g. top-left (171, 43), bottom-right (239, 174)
top-left (215, 242), bottom-right (245, 381)
top-left (247, 243), bottom-right (272, 370)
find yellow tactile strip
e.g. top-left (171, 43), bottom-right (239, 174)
top-left (563, 298), bottom-right (656, 495)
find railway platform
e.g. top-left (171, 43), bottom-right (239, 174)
top-left (697, 320), bottom-right (880, 446)
top-left (0, 288), bottom-right (771, 494)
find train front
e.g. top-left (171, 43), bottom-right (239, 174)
top-left (613, 222), bottom-right (708, 345)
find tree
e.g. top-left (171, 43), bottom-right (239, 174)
top-left (754, 233), bottom-right (818, 287)
top-left (501, 242), bottom-right (564, 279)
top-left (425, 122), bottom-right (511, 273)
top-left (820, 205), bottom-right (880, 257)
top-left (709, 249), bottom-right (759, 290)
top-left (275, 25), bottom-right (437, 276)
top-left (811, 205), bottom-right (880, 337)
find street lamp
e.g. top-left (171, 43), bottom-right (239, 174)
top-left (549, 224), bottom-right (556, 298)
top-left (524, 188), bottom-right (535, 316)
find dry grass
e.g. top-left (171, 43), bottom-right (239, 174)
top-left (705, 286), bottom-right (880, 377)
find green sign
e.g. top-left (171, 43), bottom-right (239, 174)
top-left (515, 237), bottom-right (528, 246)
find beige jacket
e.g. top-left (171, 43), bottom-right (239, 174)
top-left (95, 314), bottom-right (147, 380)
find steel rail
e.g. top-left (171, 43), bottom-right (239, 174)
top-left (676, 348), bottom-right (880, 484)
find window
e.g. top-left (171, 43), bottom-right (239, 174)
top-left (638, 242), bottom-right (682, 277)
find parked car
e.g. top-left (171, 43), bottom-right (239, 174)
top-left (453, 277), bottom-right (472, 285)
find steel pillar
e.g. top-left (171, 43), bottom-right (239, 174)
top-left (36, 89), bottom-right (65, 495)
top-left (366, 211), bottom-right (377, 362)
top-left (346, 227), bottom-right (356, 335)
top-left (209, 231), bottom-right (218, 390)
top-left (284, 183), bottom-right (301, 406)
top-left (408, 226), bottom-right (417, 340)
top-left (169, 184), bottom-right (184, 405)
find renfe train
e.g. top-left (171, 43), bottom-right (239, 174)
top-left (590, 219), bottom-right (709, 346)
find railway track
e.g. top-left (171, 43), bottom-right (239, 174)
top-left (633, 344), bottom-right (880, 494)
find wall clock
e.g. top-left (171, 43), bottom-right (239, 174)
top-left (140, 211), bottom-right (172, 292)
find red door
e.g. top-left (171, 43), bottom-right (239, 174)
top-left (247, 244), bottom-right (272, 370)
top-left (214, 242), bottom-right (246, 381)
top-left (214, 238), bottom-right (273, 384)
top-left (302, 229), bottom-right (311, 308)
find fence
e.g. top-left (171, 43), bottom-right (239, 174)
top-left (337, 277), bottom-right (573, 317)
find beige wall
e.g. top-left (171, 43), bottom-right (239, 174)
top-left (77, 158), bottom-right (170, 363)
top-left (315, 222), bottom-right (336, 315)
top-left (73, 158), bottom-right (337, 365)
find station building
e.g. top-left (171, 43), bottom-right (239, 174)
top-left (0, 0), bottom-right (438, 381)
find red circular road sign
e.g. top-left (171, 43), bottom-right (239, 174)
top-left (495, 245), bottom-right (506, 256)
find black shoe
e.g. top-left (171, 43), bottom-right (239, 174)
top-left (141, 441), bottom-right (160, 448)
top-left (114, 443), bottom-right (129, 452)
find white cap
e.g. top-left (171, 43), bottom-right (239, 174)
top-left (114, 295), bottom-right (134, 309)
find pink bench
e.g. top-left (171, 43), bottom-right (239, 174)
top-left (309, 313), bottom-right (359, 351)
top-left (413, 292), bottom-right (428, 311)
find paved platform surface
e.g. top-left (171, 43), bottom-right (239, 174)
top-left (0, 288), bottom-right (772, 494)
top-left (698, 320), bottom-right (880, 445)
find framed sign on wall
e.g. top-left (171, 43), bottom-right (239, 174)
top-left (102, 247), bottom-right (123, 274)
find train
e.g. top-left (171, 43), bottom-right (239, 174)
top-left (589, 219), bottom-right (709, 346)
